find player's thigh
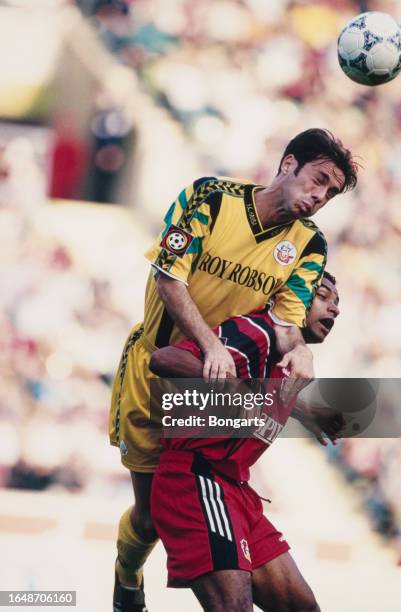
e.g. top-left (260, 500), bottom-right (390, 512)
top-left (191, 569), bottom-right (253, 612)
top-left (252, 552), bottom-right (319, 612)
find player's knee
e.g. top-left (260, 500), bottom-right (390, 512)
top-left (132, 511), bottom-right (158, 542)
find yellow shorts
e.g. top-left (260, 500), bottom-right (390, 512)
top-left (109, 323), bottom-right (162, 473)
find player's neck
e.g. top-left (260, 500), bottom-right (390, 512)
top-left (254, 187), bottom-right (293, 228)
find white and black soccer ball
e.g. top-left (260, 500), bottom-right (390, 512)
top-left (338, 11), bottom-right (401, 86)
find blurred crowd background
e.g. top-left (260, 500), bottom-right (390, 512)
top-left (0, 0), bottom-right (400, 566)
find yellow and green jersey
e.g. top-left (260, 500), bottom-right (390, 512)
top-left (143, 176), bottom-right (327, 348)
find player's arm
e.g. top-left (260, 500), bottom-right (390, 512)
top-left (155, 274), bottom-right (236, 381)
top-left (291, 398), bottom-right (345, 446)
top-left (265, 321), bottom-right (314, 403)
top-left (274, 325), bottom-right (312, 372)
top-left (273, 325), bottom-right (314, 401)
top-left (270, 231), bottom-right (327, 400)
top-left (150, 346), bottom-right (203, 378)
top-left (145, 177), bottom-right (236, 382)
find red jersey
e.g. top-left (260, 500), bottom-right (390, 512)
top-left (162, 312), bottom-right (296, 481)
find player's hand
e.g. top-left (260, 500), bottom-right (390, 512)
top-left (295, 403), bottom-right (346, 446)
top-left (202, 339), bottom-right (236, 383)
top-left (277, 345), bottom-right (314, 403)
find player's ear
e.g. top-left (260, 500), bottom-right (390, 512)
top-left (280, 154), bottom-right (298, 175)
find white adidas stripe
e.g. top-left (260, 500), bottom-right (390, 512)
top-left (199, 475), bottom-right (216, 533)
top-left (206, 477), bottom-right (225, 537)
top-left (213, 480), bottom-right (233, 541)
top-left (198, 476), bottom-right (232, 541)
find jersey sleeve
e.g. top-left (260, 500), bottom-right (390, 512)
top-left (270, 232), bottom-right (327, 327)
top-left (144, 177), bottom-right (218, 284)
top-left (174, 337), bottom-right (203, 360)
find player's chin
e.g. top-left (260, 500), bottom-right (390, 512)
top-left (291, 203), bottom-right (304, 218)
top-left (309, 324), bottom-right (326, 344)
top-left (295, 210), bottom-right (313, 221)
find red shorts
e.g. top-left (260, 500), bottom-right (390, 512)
top-left (151, 449), bottom-right (290, 587)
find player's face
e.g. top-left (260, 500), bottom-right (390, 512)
top-left (280, 156), bottom-right (345, 219)
top-left (304, 278), bottom-right (340, 344)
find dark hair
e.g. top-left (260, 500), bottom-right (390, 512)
top-left (95, 0), bottom-right (129, 14)
top-left (323, 270), bottom-right (336, 285)
top-left (278, 128), bottom-right (358, 193)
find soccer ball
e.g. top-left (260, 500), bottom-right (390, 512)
top-left (338, 11), bottom-right (401, 86)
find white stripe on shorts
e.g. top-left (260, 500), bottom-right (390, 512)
top-left (206, 477), bottom-right (225, 538)
top-left (199, 475), bottom-right (216, 533)
top-left (213, 480), bottom-right (233, 541)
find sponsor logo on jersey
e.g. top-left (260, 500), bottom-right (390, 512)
top-left (253, 415), bottom-right (284, 445)
top-left (240, 538), bottom-right (251, 562)
top-left (161, 224), bottom-right (194, 257)
top-left (119, 440), bottom-right (128, 456)
top-left (273, 241), bottom-right (297, 266)
top-left (197, 252), bottom-right (279, 296)
top-left (245, 200), bottom-right (259, 230)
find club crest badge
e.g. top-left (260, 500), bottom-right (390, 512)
top-left (160, 224), bottom-right (194, 257)
top-left (273, 241), bottom-right (297, 266)
top-left (240, 539), bottom-right (251, 562)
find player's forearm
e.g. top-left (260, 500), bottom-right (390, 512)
top-left (156, 274), bottom-right (219, 352)
top-left (150, 347), bottom-right (204, 378)
top-left (290, 398), bottom-right (345, 445)
top-left (275, 325), bottom-right (314, 400)
top-left (274, 324), bottom-right (307, 355)
top-left (290, 398), bottom-right (310, 422)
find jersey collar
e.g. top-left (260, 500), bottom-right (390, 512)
top-left (244, 184), bottom-right (292, 244)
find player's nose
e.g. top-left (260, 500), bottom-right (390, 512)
top-left (312, 185), bottom-right (326, 204)
top-left (328, 301), bottom-right (340, 317)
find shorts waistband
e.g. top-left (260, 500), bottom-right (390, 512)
top-left (158, 449), bottom-right (247, 484)
top-left (159, 449), bottom-right (197, 471)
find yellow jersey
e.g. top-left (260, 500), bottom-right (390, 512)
top-left (143, 177), bottom-right (327, 348)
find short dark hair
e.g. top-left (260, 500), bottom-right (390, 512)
top-left (278, 128), bottom-right (358, 193)
top-left (94, 0), bottom-right (130, 14)
top-left (323, 270), bottom-right (336, 285)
